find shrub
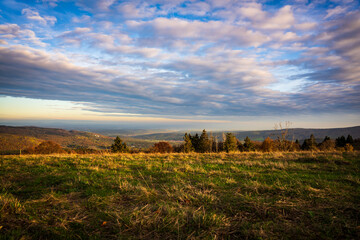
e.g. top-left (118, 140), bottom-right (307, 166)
top-left (344, 143), bottom-right (354, 152)
top-left (150, 142), bottom-right (173, 153)
top-left (261, 137), bottom-right (274, 152)
top-left (25, 141), bottom-right (65, 154)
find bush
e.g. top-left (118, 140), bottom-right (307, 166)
top-left (344, 143), bottom-right (354, 152)
top-left (261, 137), bottom-right (274, 152)
top-left (150, 142), bottom-right (173, 153)
top-left (25, 141), bottom-right (65, 154)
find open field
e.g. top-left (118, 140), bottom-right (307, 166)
top-left (1, 152), bottom-right (359, 239)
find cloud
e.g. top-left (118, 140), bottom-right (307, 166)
top-left (296, 11), bottom-right (360, 85)
top-left (0, 24), bottom-right (46, 47)
top-left (117, 2), bottom-right (157, 19)
top-left (176, 1), bottom-right (211, 16)
top-left (72, 15), bottom-right (91, 23)
top-left (324, 6), bottom-right (348, 19)
top-left (2, 42), bottom-right (356, 117)
top-left (40, 0), bottom-right (60, 8)
top-left (21, 8), bottom-right (57, 26)
top-left (76, 0), bottom-right (117, 12)
top-left (1, 0), bottom-right (360, 119)
top-left (238, 4), bottom-right (295, 30)
top-left (127, 17), bottom-right (270, 48)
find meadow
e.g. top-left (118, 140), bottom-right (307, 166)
top-left (1, 152), bottom-right (359, 239)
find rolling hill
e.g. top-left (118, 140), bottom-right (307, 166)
top-left (0, 125), bottom-right (114, 150)
top-left (1, 125), bottom-right (359, 153)
top-left (132, 126), bottom-right (360, 142)
top-left (0, 126), bottom-right (172, 152)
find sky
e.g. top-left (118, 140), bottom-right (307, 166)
top-left (0, 0), bottom-right (359, 130)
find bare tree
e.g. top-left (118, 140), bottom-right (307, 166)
top-left (274, 121), bottom-right (292, 151)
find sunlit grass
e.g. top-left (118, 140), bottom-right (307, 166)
top-left (0, 152), bottom-right (359, 239)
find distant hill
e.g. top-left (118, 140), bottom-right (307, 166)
top-left (1, 125), bottom-right (359, 152)
top-left (96, 129), bottom-right (176, 137)
top-left (0, 125), bottom-right (114, 150)
top-left (132, 126), bottom-right (360, 142)
top-left (0, 125), bottom-right (172, 151)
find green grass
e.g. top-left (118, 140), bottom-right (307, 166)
top-left (1, 152), bottom-right (359, 239)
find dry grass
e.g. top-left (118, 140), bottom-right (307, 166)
top-left (0, 152), bottom-right (359, 239)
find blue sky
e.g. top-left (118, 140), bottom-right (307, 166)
top-left (0, 0), bottom-right (359, 130)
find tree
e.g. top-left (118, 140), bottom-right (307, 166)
top-left (27, 141), bottom-right (65, 154)
top-left (183, 133), bottom-right (194, 153)
top-left (223, 133), bottom-right (238, 153)
top-left (301, 134), bottom-right (318, 151)
top-left (261, 137), bottom-right (274, 152)
top-left (111, 136), bottom-right (128, 153)
top-left (346, 135), bottom-right (354, 146)
top-left (243, 136), bottom-right (255, 152)
top-left (336, 136), bottom-right (346, 148)
top-left (237, 140), bottom-right (244, 152)
top-left (274, 121), bottom-right (292, 151)
top-left (199, 129), bottom-right (211, 153)
top-left (151, 141), bottom-right (173, 153)
top-left (190, 133), bottom-right (200, 152)
top-left (318, 136), bottom-right (335, 151)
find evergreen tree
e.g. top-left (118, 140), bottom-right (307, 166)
top-left (336, 136), bottom-right (346, 148)
top-left (301, 134), bottom-right (318, 151)
top-left (243, 136), bottom-right (254, 152)
top-left (309, 134), bottom-right (317, 147)
top-left (294, 139), bottom-right (301, 150)
top-left (237, 140), bottom-right (244, 152)
top-left (111, 136), bottom-right (128, 153)
top-left (223, 133), bottom-right (238, 153)
top-left (199, 129), bottom-right (211, 153)
top-left (209, 132), bottom-right (214, 152)
top-left (318, 136), bottom-right (335, 151)
top-left (346, 135), bottom-right (354, 146)
top-left (183, 133), bottom-right (194, 153)
top-left (190, 133), bottom-right (200, 152)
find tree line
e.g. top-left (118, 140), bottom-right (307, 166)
top-left (8, 130), bottom-right (358, 155)
top-left (111, 130), bottom-right (359, 153)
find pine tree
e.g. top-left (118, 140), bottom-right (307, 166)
top-left (302, 134), bottom-right (318, 151)
top-left (190, 133), bottom-right (200, 152)
top-left (111, 136), bottom-right (128, 153)
top-left (243, 136), bottom-right (254, 152)
top-left (309, 134), bottom-right (317, 150)
top-left (199, 129), bottom-right (211, 153)
top-left (346, 135), bottom-right (354, 146)
top-left (336, 136), bottom-right (346, 148)
top-left (318, 136), bottom-right (335, 151)
top-left (223, 133), bottom-right (238, 153)
top-left (183, 133), bottom-right (194, 153)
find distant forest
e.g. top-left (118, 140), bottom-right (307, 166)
top-left (6, 129), bottom-right (359, 155)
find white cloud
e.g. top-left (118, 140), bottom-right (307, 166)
top-left (127, 17), bottom-right (270, 47)
top-left (72, 15), bottom-right (91, 23)
top-left (324, 6), bottom-right (348, 19)
top-left (117, 2), bottom-right (156, 19)
top-left (22, 8), bottom-right (57, 26)
top-left (0, 24), bottom-right (46, 47)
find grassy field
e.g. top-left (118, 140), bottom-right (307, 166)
top-left (1, 152), bottom-right (359, 239)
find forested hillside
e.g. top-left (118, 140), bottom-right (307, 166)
top-left (133, 126), bottom-right (360, 142)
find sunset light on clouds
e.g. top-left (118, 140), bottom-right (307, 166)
top-left (0, 0), bottom-right (359, 130)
